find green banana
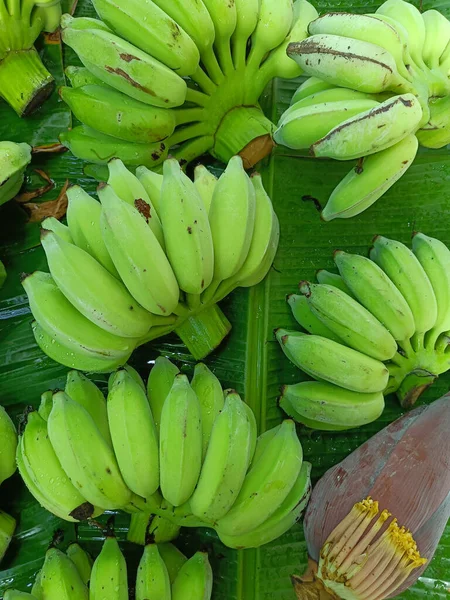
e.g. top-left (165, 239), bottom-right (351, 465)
top-left (0, 511), bottom-right (15, 562)
top-left (114, 364), bottom-right (146, 391)
top-left (194, 165), bottom-right (218, 214)
top-left (299, 281), bottom-right (397, 360)
top-left (135, 543), bottom-right (171, 600)
top-left (248, 0), bottom-right (293, 70)
top-left (334, 250), bottom-right (416, 343)
top-left (65, 370), bottom-right (113, 448)
top-left (38, 390), bottom-right (53, 421)
top-left (275, 329), bottom-right (389, 393)
top-left (216, 419), bottom-right (302, 536)
top-left (158, 543), bottom-right (187, 584)
top-left (190, 391), bottom-right (254, 523)
top-left (218, 461), bottom-right (311, 549)
top-left (98, 183), bottom-right (179, 316)
top-left (202, 0), bottom-right (236, 74)
top-left (147, 356), bottom-right (180, 433)
top-left (290, 77), bottom-right (336, 104)
top-left (159, 158), bottom-right (214, 295)
top-left (232, 0), bottom-right (259, 69)
top-left (108, 369), bottom-right (159, 499)
top-left (90, 537), bottom-right (128, 600)
top-left (3, 591), bottom-right (37, 599)
top-left (417, 96), bottom-right (450, 149)
top-left (40, 548), bottom-right (88, 600)
top-left (190, 362), bottom-right (224, 459)
top-left (41, 217), bottom-right (73, 244)
top-left (48, 391), bottom-right (132, 510)
top-left (66, 543), bottom-right (93, 586)
top-left (159, 374), bottom-right (202, 506)
top-left (287, 294), bottom-right (342, 342)
top-left (422, 10), bottom-right (450, 70)
top-left (148, 509), bottom-right (181, 543)
top-left (280, 381), bottom-right (385, 430)
top-left (370, 235), bottom-right (438, 335)
top-left (65, 65), bottom-right (104, 87)
top-left (0, 142), bottom-right (31, 207)
top-left (0, 405), bottom-right (17, 484)
top-left (251, 426), bottom-right (281, 467)
top-left (315, 270), bottom-right (355, 297)
top-left (135, 166), bottom-right (163, 214)
top-left (61, 15), bottom-right (187, 108)
top-left (91, 0), bottom-right (200, 76)
top-left (172, 552), bottom-right (213, 600)
top-left (321, 134), bottom-right (419, 221)
top-left (41, 230), bottom-right (153, 338)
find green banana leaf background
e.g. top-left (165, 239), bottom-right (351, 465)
top-left (1, 0), bottom-right (450, 597)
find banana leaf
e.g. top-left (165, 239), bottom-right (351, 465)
top-left (0, 0), bottom-right (450, 598)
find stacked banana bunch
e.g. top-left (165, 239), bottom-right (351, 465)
top-left (0, 405), bottom-right (18, 563)
top-left (275, 0), bottom-right (450, 220)
top-left (0, 0), bottom-right (62, 116)
top-left (277, 233), bottom-right (450, 428)
top-left (24, 155), bottom-right (279, 366)
top-left (4, 538), bottom-right (212, 599)
top-left (17, 360), bottom-right (310, 550)
top-left (59, 0), bottom-right (319, 168)
top-left (0, 142), bottom-right (32, 207)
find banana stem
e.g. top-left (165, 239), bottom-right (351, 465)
top-left (215, 38), bottom-right (235, 76)
top-left (411, 332), bottom-right (425, 353)
top-left (168, 135), bottom-right (215, 166)
top-left (190, 65), bottom-right (216, 96)
top-left (136, 324), bottom-right (178, 347)
top-left (201, 278), bottom-right (222, 306)
top-left (0, 0), bottom-right (8, 20)
top-left (246, 45), bottom-right (266, 79)
top-left (168, 123), bottom-right (212, 147)
top-left (174, 302), bottom-right (190, 317)
top-left (436, 332), bottom-right (450, 354)
top-left (397, 337), bottom-right (415, 359)
top-left (232, 35), bottom-right (248, 71)
top-left (185, 88), bottom-right (210, 108)
top-left (6, 0), bottom-right (20, 17)
top-left (244, 61), bottom-right (272, 104)
top-left (173, 107), bottom-right (206, 127)
top-left (425, 327), bottom-right (443, 351)
top-left (201, 46), bottom-right (225, 85)
top-left (186, 293), bottom-right (201, 311)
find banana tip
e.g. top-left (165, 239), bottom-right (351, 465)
top-left (19, 272), bottom-right (31, 283)
top-left (298, 281), bottom-right (311, 296)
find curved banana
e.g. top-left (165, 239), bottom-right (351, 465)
top-left (0, 405), bottom-right (17, 484)
top-left (158, 543), bottom-right (187, 584)
top-left (48, 391), bottom-right (132, 510)
top-left (194, 165), bottom-right (218, 214)
top-left (159, 158), bottom-right (214, 295)
top-left (108, 369), bottom-right (159, 499)
top-left (147, 356), bottom-right (180, 433)
top-left (287, 294), bottom-right (342, 342)
top-left (321, 134), bottom-right (419, 221)
top-left (41, 217), bottom-right (73, 244)
top-left (370, 235), bottom-right (438, 335)
top-left (135, 166), bottom-right (163, 214)
top-left (202, 0), bottom-right (237, 73)
top-left (66, 543), bottom-right (93, 586)
top-left (248, 0), bottom-right (294, 70)
top-left (291, 77), bottom-right (338, 105)
top-left (334, 250), bottom-right (415, 343)
top-left (417, 96), bottom-right (450, 149)
top-left (190, 391), bottom-right (253, 523)
top-left (159, 374), bottom-right (202, 506)
top-left (275, 329), bottom-right (389, 393)
top-left (0, 511), bottom-right (15, 562)
top-left (0, 142), bottom-right (31, 207)
top-left (38, 390), bottom-right (53, 421)
top-left (315, 270), bottom-right (355, 298)
top-left (232, 0), bottom-right (259, 68)
top-left (136, 543), bottom-right (171, 600)
top-left (279, 381), bottom-right (385, 430)
top-left (65, 65), bottom-right (104, 87)
top-left (190, 362), bottom-right (224, 458)
top-left (422, 10), bottom-right (450, 70)
top-left (90, 537), bottom-right (128, 600)
top-left (40, 548), bottom-right (88, 600)
top-left (299, 282), bottom-right (397, 360)
top-left (172, 552), bottom-right (213, 600)
top-left (216, 419), bottom-right (302, 536)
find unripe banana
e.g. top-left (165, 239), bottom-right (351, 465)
top-left (191, 362), bottom-right (224, 458)
top-left (135, 166), bottom-right (163, 214)
top-left (111, 363), bottom-right (146, 392)
top-left (61, 16), bottom-right (187, 108)
top-left (288, 294), bottom-right (342, 342)
top-left (202, 0), bottom-right (237, 53)
top-left (40, 548), bottom-right (88, 600)
top-left (370, 235), bottom-right (438, 335)
top-left (60, 85), bottom-right (176, 144)
top-left (39, 390), bottom-right (53, 421)
top-left (0, 511), bottom-right (15, 562)
top-left (276, 329), bottom-right (389, 393)
top-left (216, 419), bottom-right (302, 536)
top-left (60, 14), bottom-right (113, 33)
top-left (66, 543), bottom-right (93, 586)
top-left (274, 99), bottom-right (380, 150)
top-left (440, 39), bottom-right (450, 76)
top-left (91, 0), bottom-right (200, 76)
top-left (48, 391), bottom-right (132, 509)
top-left (232, 0), bottom-right (259, 68)
top-left (417, 96), bottom-right (450, 149)
top-left (159, 374), bottom-right (202, 506)
top-left (158, 543), bottom-right (187, 583)
top-left (172, 552), bottom-right (213, 600)
top-left (209, 156), bottom-right (256, 281)
top-left (321, 134), bottom-right (419, 221)
top-left (160, 158), bottom-right (214, 295)
top-left (40, 230), bottom-right (153, 338)
top-left (0, 405), bottom-right (17, 484)
top-left (66, 185), bottom-right (118, 276)
top-left (334, 250), bottom-right (415, 342)
top-left (65, 370), bottom-right (113, 448)
top-left (65, 65), bottom-right (104, 87)
top-left (90, 537), bottom-right (128, 600)
top-left (147, 356), bottom-right (180, 433)
top-left (218, 461), bottom-right (311, 549)
top-left (291, 77), bottom-right (337, 105)
top-left (311, 94), bottom-right (422, 160)
top-left (194, 165), bottom-right (218, 214)
top-left (412, 233), bottom-right (450, 337)
top-left (316, 270), bottom-right (355, 298)
top-left (98, 183), bottom-right (179, 316)
top-left (41, 217), bottom-right (73, 244)
top-left (3, 591), bottom-right (37, 599)
top-left (108, 369), bottom-right (159, 499)
top-left (422, 10), bottom-right (450, 70)
top-left (280, 381), bottom-right (385, 430)
top-left (0, 142), bottom-right (31, 207)
top-left (249, 0), bottom-right (294, 68)
top-left (287, 34), bottom-right (409, 94)
top-left (135, 543), bottom-right (171, 600)
top-left (299, 282), bottom-right (397, 360)
top-left (23, 272), bottom-right (135, 362)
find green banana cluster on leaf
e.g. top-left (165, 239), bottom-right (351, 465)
top-left (4, 537), bottom-right (212, 600)
top-left (0, 0), bottom-right (62, 116)
top-left (24, 155), bottom-right (279, 367)
top-left (277, 233), bottom-right (450, 429)
top-left (0, 142), bottom-right (32, 207)
top-left (58, 0), bottom-right (319, 169)
top-left (0, 405), bottom-right (18, 564)
top-left (274, 0), bottom-right (450, 220)
top-left (18, 361), bottom-right (311, 551)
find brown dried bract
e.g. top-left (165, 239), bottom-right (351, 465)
top-left (239, 134), bottom-right (275, 170)
top-left (23, 180), bottom-right (69, 223)
top-left (32, 142), bottom-right (68, 154)
top-left (15, 169), bottom-right (54, 204)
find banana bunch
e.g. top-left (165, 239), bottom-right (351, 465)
top-left (277, 233), bottom-right (450, 426)
top-left (58, 0), bottom-right (320, 169)
top-left (0, 142), bottom-right (32, 207)
top-left (0, 0), bottom-right (62, 116)
top-left (24, 156), bottom-right (279, 367)
top-left (18, 360), bottom-right (310, 550)
top-left (274, 0), bottom-right (450, 220)
top-left (0, 405), bottom-right (18, 563)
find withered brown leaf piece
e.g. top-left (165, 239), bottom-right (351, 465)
top-left (15, 169), bottom-right (54, 204)
top-left (23, 180), bottom-right (69, 223)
